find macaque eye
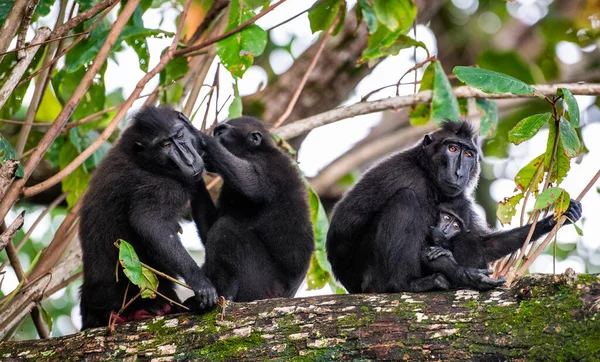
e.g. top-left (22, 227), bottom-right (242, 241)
top-left (162, 142), bottom-right (171, 148)
top-left (465, 151), bottom-right (473, 158)
top-left (443, 214), bottom-right (451, 221)
top-left (453, 222), bottom-right (460, 230)
top-left (176, 132), bottom-right (184, 140)
top-left (448, 145), bottom-right (458, 152)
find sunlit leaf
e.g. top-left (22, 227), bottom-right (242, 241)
top-left (362, 34), bottom-right (426, 61)
top-left (475, 98), bottom-right (498, 136)
top-left (508, 113), bottom-right (551, 145)
top-left (534, 187), bottom-right (567, 210)
top-left (497, 193), bottom-right (524, 225)
top-left (552, 189), bottom-right (570, 219)
top-left (477, 50), bottom-right (536, 85)
top-left (140, 265), bottom-right (158, 299)
top-left (544, 121), bottom-right (570, 184)
top-left (514, 154), bottom-right (544, 194)
top-left (431, 61), bottom-right (459, 123)
top-left (556, 88), bottom-right (579, 129)
top-left (453, 66), bottom-right (540, 97)
top-left (118, 239), bottom-right (143, 285)
top-left (217, 0), bottom-right (267, 78)
top-left (307, 254), bottom-right (330, 290)
top-left (372, 0), bottom-right (416, 33)
top-left (228, 81), bottom-right (242, 119)
top-left (558, 116), bottom-right (580, 158)
top-left (409, 62), bottom-right (434, 126)
top-left (308, 0), bottom-right (343, 34)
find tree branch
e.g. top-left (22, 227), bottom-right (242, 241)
top-left (0, 273), bottom-right (598, 359)
top-left (275, 83), bottom-right (600, 140)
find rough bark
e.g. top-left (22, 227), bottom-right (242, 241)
top-left (1, 273), bottom-right (599, 361)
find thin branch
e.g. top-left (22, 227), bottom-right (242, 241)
top-left (0, 32), bottom-right (88, 57)
top-left (272, 12), bottom-right (337, 129)
top-left (173, 0), bottom-right (287, 57)
top-left (0, 28), bottom-right (51, 110)
top-left (0, 0), bottom-right (28, 63)
top-left (22, 0), bottom-right (191, 199)
top-left (16, 0), bottom-right (40, 60)
top-left (275, 83), bottom-right (600, 140)
top-left (0, 193), bottom-right (67, 272)
top-left (0, 212), bottom-right (25, 254)
top-left (187, 0), bottom-right (230, 45)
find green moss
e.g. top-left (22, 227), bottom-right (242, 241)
top-left (360, 306), bottom-right (369, 312)
top-left (576, 273), bottom-right (599, 284)
top-left (193, 332), bottom-right (264, 361)
top-left (483, 288), bottom-right (600, 361)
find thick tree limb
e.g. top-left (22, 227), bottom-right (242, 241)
top-left (275, 83), bottom-right (600, 141)
top-left (0, 160), bottom-right (19, 199)
top-left (0, 273), bottom-right (598, 360)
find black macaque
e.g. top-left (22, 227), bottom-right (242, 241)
top-left (326, 120), bottom-right (583, 294)
top-left (193, 117), bottom-right (314, 302)
top-left (79, 106), bottom-right (217, 330)
top-left (429, 201), bottom-right (471, 250)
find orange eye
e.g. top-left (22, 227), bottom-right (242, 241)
top-left (162, 142), bottom-right (171, 148)
top-left (449, 145), bottom-right (458, 152)
top-left (465, 151), bottom-right (473, 158)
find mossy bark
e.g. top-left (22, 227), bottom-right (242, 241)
top-left (1, 273), bottom-right (599, 361)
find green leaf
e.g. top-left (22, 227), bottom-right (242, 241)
top-left (140, 265), bottom-right (159, 299)
top-left (357, 0), bottom-right (377, 33)
top-left (59, 141), bottom-right (90, 207)
top-left (372, 0), bottom-right (416, 33)
top-left (217, 0), bottom-right (267, 78)
top-left (39, 305), bottom-right (53, 334)
top-left (431, 61), bottom-right (459, 122)
top-left (0, 1), bottom-right (14, 25)
top-left (409, 62), bottom-right (434, 126)
top-left (569, 220), bottom-right (583, 236)
top-left (557, 88), bottom-right (580, 128)
top-left (361, 33), bottom-right (426, 61)
top-left (477, 50), bottom-right (536, 85)
top-left (534, 187), bottom-right (567, 210)
top-left (0, 134), bottom-right (24, 178)
top-left (308, 0), bottom-right (343, 34)
top-left (552, 189), bottom-right (570, 219)
top-left (35, 88), bottom-right (62, 122)
top-left (476, 99), bottom-right (498, 136)
top-left (453, 66), bottom-right (540, 97)
top-left (508, 112), bottom-right (551, 145)
top-left (558, 116), bottom-right (581, 158)
top-left (544, 121), bottom-right (570, 185)
top-left (0, 50), bottom-right (43, 118)
top-left (497, 193), bottom-right (524, 225)
top-left (118, 239), bottom-right (143, 285)
top-left (228, 81), bottom-right (242, 119)
top-left (514, 154), bottom-right (544, 194)
top-left (307, 254), bottom-right (330, 290)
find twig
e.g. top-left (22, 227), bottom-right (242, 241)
top-left (0, 0), bottom-right (28, 62)
top-left (187, 0), bottom-right (230, 45)
top-left (272, 12), bottom-right (336, 128)
top-left (0, 32), bottom-right (87, 57)
top-left (16, 0), bottom-right (40, 60)
top-left (0, 28), bottom-right (51, 110)
top-left (0, 193), bottom-right (67, 272)
top-left (0, 212), bottom-right (25, 254)
top-left (173, 0), bottom-right (287, 57)
top-left (139, 262), bottom-right (192, 290)
top-left (275, 83), bottom-right (600, 141)
top-left (17, 1), bottom-right (117, 88)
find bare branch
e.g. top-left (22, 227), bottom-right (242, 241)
top-left (0, 212), bottom-right (25, 253)
top-left (275, 83), bottom-right (600, 140)
top-left (0, 28), bottom-right (51, 110)
top-left (0, 0), bottom-right (28, 63)
top-left (0, 160), bottom-right (19, 199)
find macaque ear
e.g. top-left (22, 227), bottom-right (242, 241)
top-left (248, 131), bottom-right (262, 146)
top-left (423, 135), bottom-right (433, 147)
top-left (178, 112), bottom-right (191, 125)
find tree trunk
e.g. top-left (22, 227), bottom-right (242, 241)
top-left (1, 273), bottom-right (599, 361)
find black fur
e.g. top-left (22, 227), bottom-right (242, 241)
top-left (194, 117), bottom-right (314, 302)
top-left (327, 120), bottom-right (583, 293)
top-left (79, 106), bottom-right (217, 330)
